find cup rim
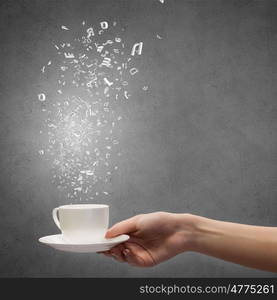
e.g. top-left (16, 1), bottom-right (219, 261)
top-left (59, 204), bottom-right (109, 210)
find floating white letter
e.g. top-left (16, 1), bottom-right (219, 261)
top-left (131, 42), bottom-right (143, 56)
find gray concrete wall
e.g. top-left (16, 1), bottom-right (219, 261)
top-left (0, 0), bottom-right (277, 277)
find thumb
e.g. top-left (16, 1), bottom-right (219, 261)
top-left (105, 216), bottom-right (138, 238)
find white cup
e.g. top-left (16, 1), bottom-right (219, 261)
top-left (52, 204), bottom-right (109, 243)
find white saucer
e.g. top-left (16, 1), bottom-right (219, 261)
top-left (38, 234), bottom-right (129, 253)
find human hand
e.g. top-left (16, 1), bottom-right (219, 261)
top-left (101, 212), bottom-right (195, 267)
top-left (101, 211), bottom-right (277, 272)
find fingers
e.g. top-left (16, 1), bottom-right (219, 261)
top-left (100, 244), bottom-right (126, 263)
top-left (101, 247), bottom-right (135, 265)
top-left (122, 243), bottom-right (150, 267)
top-left (105, 215), bottom-right (139, 238)
top-left (122, 248), bottom-right (142, 266)
top-left (109, 244), bottom-right (126, 262)
top-left (122, 248), bottom-right (137, 265)
top-left (99, 250), bottom-right (112, 257)
top-left (100, 241), bottom-right (154, 267)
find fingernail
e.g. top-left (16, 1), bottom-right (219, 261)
top-left (123, 249), bottom-right (130, 256)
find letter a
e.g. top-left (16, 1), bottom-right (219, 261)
top-left (131, 42), bottom-right (143, 56)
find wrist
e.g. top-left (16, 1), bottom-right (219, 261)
top-left (174, 213), bottom-right (209, 252)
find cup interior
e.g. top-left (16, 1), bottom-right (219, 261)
top-left (59, 204), bottom-right (108, 210)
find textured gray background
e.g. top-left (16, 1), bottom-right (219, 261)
top-left (0, 0), bottom-right (277, 277)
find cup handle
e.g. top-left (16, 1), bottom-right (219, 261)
top-left (52, 207), bottom-right (61, 230)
